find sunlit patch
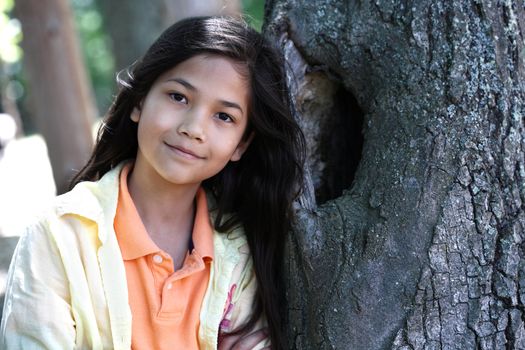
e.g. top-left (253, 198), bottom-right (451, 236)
top-left (0, 134), bottom-right (56, 237)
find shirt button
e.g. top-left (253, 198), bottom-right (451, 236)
top-left (153, 254), bottom-right (163, 264)
top-left (167, 283), bottom-right (173, 290)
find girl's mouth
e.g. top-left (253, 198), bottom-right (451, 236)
top-left (165, 142), bottom-right (204, 160)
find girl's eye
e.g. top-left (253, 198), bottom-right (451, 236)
top-left (217, 112), bottom-right (234, 123)
top-left (169, 93), bottom-right (187, 104)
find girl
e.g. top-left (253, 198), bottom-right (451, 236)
top-left (0, 16), bottom-right (304, 350)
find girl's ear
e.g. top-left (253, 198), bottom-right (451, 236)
top-left (130, 107), bottom-right (141, 123)
top-left (230, 132), bottom-right (254, 162)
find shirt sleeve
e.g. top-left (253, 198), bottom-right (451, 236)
top-left (217, 243), bottom-right (270, 350)
top-left (0, 219), bottom-right (76, 349)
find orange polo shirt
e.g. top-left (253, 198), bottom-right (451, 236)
top-left (114, 164), bottom-right (214, 349)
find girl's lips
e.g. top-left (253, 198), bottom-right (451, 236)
top-left (165, 142), bottom-right (204, 159)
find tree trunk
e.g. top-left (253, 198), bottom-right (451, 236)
top-left (161, 0), bottom-right (241, 25)
top-left (96, 0), bottom-right (168, 73)
top-left (15, 0), bottom-right (96, 194)
top-left (264, 0), bottom-right (525, 349)
top-left (98, 0), bottom-right (241, 73)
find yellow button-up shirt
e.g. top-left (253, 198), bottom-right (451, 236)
top-left (0, 163), bottom-right (267, 349)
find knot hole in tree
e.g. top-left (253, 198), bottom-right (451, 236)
top-left (298, 70), bottom-right (364, 203)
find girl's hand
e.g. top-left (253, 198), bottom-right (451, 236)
top-left (218, 328), bottom-right (270, 350)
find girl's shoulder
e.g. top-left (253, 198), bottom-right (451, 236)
top-left (54, 164), bottom-right (123, 220)
top-left (17, 164), bottom-right (123, 246)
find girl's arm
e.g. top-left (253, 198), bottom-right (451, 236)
top-left (0, 219), bottom-right (76, 349)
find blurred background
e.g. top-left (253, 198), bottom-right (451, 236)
top-left (0, 0), bottom-right (263, 317)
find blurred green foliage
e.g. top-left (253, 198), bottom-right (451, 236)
top-left (0, 0), bottom-right (27, 128)
top-left (0, 0), bottom-right (22, 63)
top-left (243, 0), bottom-right (265, 31)
top-left (71, 0), bottom-right (115, 114)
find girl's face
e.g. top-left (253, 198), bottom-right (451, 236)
top-left (130, 54), bottom-right (251, 189)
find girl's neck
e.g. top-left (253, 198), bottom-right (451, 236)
top-left (127, 162), bottom-right (200, 260)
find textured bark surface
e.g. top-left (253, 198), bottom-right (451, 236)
top-left (264, 0), bottom-right (525, 349)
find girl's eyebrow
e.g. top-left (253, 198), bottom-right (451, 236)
top-left (167, 78), bottom-right (196, 91)
top-left (165, 77), bottom-right (244, 114)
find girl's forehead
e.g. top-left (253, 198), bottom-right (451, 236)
top-left (156, 55), bottom-right (249, 92)
top-left (161, 54), bottom-right (249, 80)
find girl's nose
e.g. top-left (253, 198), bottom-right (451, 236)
top-left (177, 110), bottom-right (206, 142)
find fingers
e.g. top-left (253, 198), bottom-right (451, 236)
top-left (218, 332), bottom-right (243, 350)
top-left (231, 328), bottom-right (269, 350)
top-left (218, 328), bottom-right (270, 350)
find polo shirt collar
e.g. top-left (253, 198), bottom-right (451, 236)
top-left (193, 187), bottom-right (214, 260)
top-left (114, 163), bottom-right (214, 261)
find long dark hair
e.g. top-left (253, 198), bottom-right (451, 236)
top-left (72, 16), bottom-right (304, 348)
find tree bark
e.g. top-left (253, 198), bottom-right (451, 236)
top-left (264, 0), bottom-right (525, 349)
top-left (15, 0), bottom-right (96, 194)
